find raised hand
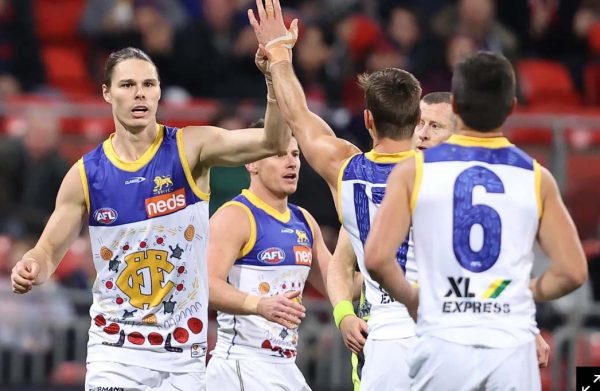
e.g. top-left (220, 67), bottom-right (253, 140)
top-left (339, 315), bottom-right (369, 354)
top-left (256, 290), bottom-right (306, 329)
top-left (11, 258), bottom-right (41, 294)
top-left (247, 0), bottom-right (298, 65)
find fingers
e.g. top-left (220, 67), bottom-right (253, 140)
top-left (29, 261), bottom-right (40, 279)
top-left (289, 18), bottom-right (299, 38)
top-left (256, 0), bottom-right (266, 22)
top-left (265, 0), bottom-right (275, 19)
top-left (273, 0), bottom-right (282, 20)
top-left (247, 9), bottom-right (259, 33)
top-left (284, 290), bottom-right (301, 299)
top-left (11, 272), bottom-right (34, 293)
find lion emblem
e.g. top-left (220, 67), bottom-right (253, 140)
top-left (153, 175), bottom-right (173, 193)
top-left (295, 229), bottom-right (309, 244)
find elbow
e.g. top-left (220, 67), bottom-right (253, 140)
top-left (568, 265), bottom-right (588, 289)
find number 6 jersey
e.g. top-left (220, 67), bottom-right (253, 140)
top-left (80, 125), bottom-right (209, 372)
top-left (412, 135), bottom-right (541, 348)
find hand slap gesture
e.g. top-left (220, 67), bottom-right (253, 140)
top-left (248, 0), bottom-right (298, 65)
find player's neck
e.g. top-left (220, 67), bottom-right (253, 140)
top-left (372, 137), bottom-right (413, 154)
top-left (247, 184), bottom-right (288, 214)
top-left (455, 127), bottom-right (504, 138)
top-left (111, 121), bottom-right (159, 162)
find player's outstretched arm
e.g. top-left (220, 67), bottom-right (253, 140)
top-left (364, 158), bottom-right (418, 319)
top-left (207, 204), bottom-right (306, 329)
top-left (329, 227), bottom-right (368, 354)
top-left (181, 87), bottom-right (290, 168)
top-left (248, 0), bottom-right (359, 188)
top-left (530, 166), bottom-right (588, 302)
top-left (11, 163), bottom-right (86, 293)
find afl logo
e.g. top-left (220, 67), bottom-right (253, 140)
top-left (258, 247), bottom-right (286, 264)
top-left (94, 208), bottom-right (118, 224)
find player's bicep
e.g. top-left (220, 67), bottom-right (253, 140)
top-left (207, 205), bottom-right (251, 280)
top-left (537, 167), bottom-right (586, 274)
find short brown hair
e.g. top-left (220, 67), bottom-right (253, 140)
top-left (103, 47), bottom-right (158, 87)
top-left (422, 91), bottom-right (451, 105)
top-left (358, 68), bottom-right (421, 140)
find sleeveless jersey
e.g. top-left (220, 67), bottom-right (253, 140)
top-left (412, 135), bottom-right (541, 348)
top-left (81, 125), bottom-right (210, 371)
top-left (212, 190), bottom-right (314, 363)
top-left (339, 150), bottom-right (418, 340)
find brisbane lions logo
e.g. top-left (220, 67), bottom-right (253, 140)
top-left (153, 175), bottom-right (173, 194)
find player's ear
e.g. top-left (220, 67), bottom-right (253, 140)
top-left (363, 109), bottom-right (374, 130)
top-left (246, 162), bottom-right (258, 175)
top-left (102, 84), bottom-right (111, 104)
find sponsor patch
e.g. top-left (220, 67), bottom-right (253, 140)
top-left (258, 247), bottom-right (286, 264)
top-left (93, 208), bottom-right (118, 224)
top-left (293, 246), bottom-right (312, 266)
top-left (145, 188), bottom-right (186, 218)
top-left (124, 176), bottom-right (146, 185)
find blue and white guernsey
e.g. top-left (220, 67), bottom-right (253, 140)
top-left (339, 150), bottom-right (418, 340)
top-left (412, 135), bottom-right (541, 348)
top-left (212, 190), bottom-right (314, 363)
top-left (80, 124), bottom-right (210, 372)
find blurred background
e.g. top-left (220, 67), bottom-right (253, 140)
top-left (0, 0), bottom-right (599, 390)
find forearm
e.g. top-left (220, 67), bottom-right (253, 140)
top-left (369, 259), bottom-right (416, 306)
top-left (209, 277), bottom-right (260, 315)
top-left (262, 79), bottom-right (290, 153)
top-left (530, 268), bottom-right (585, 302)
top-left (327, 260), bottom-right (355, 307)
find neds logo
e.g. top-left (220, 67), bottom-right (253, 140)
top-left (258, 247), bottom-right (286, 264)
top-left (145, 188), bottom-right (186, 218)
top-left (94, 208), bottom-right (118, 224)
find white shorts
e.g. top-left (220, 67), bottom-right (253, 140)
top-left (408, 336), bottom-right (541, 391)
top-left (206, 356), bottom-right (310, 391)
top-left (85, 361), bottom-right (206, 391)
top-left (359, 337), bottom-right (415, 391)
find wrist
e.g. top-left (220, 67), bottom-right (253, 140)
top-left (333, 300), bottom-right (355, 329)
top-left (266, 46), bottom-right (291, 67)
top-left (242, 295), bottom-right (261, 314)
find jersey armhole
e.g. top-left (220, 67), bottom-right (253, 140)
top-left (533, 160), bottom-right (543, 219)
top-left (337, 154), bottom-right (359, 224)
top-left (217, 201), bottom-right (257, 258)
top-left (409, 152), bottom-right (424, 212)
top-left (78, 158), bottom-right (90, 214)
top-left (298, 207), bottom-right (315, 243)
top-left (176, 128), bottom-right (210, 201)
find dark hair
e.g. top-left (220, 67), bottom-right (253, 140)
top-left (103, 47), bottom-right (158, 87)
top-left (358, 68), bottom-right (421, 140)
top-left (451, 52), bottom-right (515, 131)
top-left (422, 91), bottom-right (451, 105)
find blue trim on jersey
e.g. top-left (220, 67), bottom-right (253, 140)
top-left (83, 126), bottom-right (202, 226)
top-left (233, 194), bottom-right (313, 268)
top-left (342, 154), bottom-right (397, 184)
top-left (423, 143), bottom-right (534, 170)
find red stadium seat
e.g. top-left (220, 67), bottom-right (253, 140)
top-left (42, 46), bottom-right (93, 95)
top-left (34, 0), bottom-right (86, 45)
top-left (584, 63), bottom-right (600, 106)
top-left (517, 60), bottom-right (581, 108)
